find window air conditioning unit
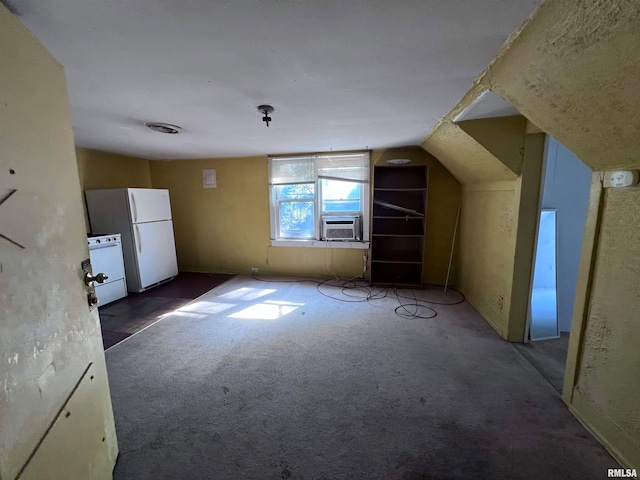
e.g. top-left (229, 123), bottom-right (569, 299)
top-left (321, 216), bottom-right (360, 241)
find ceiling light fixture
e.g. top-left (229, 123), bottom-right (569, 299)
top-left (257, 105), bottom-right (274, 127)
top-left (145, 122), bottom-right (182, 134)
top-left (386, 158), bottom-right (411, 165)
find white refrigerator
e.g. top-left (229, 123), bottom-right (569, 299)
top-left (85, 188), bottom-right (179, 293)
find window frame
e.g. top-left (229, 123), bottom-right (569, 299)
top-left (269, 152), bottom-right (370, 248)
top-left (319, 178), bottom-right (363, 217)
top-left (273, 182), bottom-right (317, 240)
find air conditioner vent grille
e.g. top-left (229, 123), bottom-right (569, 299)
top-left (327, 228), bottom-right (354, 239)
top-left (321, 215), bottom-right (360, 241)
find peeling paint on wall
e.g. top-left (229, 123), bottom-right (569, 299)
top-left (35, 204), bottom-right (66, 247)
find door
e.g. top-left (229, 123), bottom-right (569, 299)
top-left (133, 220), bottom-right (179, 289)
top-left (128, 188), bottom-right (173, 223)
top-left (0, 6), bottom-right (117, 480)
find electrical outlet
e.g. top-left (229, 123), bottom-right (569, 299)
top-left (251, 267), bottom-right (258, 273)
top-left (498, 295), bottom-right (504, 310)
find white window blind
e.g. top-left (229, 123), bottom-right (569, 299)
top-left (268, 156), bottom-right (315, 185)
top-left (269, 152), bottom-right (370, 185)
top-left (317, 153), bottom-right (370, 183)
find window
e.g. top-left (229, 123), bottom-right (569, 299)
top-left (269, 152), bottom-right (370, 244)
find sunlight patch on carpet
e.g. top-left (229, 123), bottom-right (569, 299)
top-left (228, 300), bottom-right (303, 320)
top-left (178, 300), bottom-right (236, 315)
top-left (217, 287), bottom-right (276, 301)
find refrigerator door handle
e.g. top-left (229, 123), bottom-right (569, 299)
top-left (131, 192), bottom-right (138, 223)
top-left (135, 224), bottom-right (142, 254)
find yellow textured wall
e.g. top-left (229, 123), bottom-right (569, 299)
top-left (457, 116), bottom-right (527, 175)
top-left (372, 147), bottom-right (461, 285)
top-left (422, 121), bottom-right (516, 184)
top-left (484, 1), bottom-right (640, 172)
top-left (76, 147), bottom-right (152, 190)
top-left (457, 181), bottom-right (518, 336)
top-left (506, 133), bottom-right (546, 342)
top-left (421, 0), bottom-right (640, 469)
top-left (76, 147), bottom-right (152, 229)
top-left (149, 148), bottom-right (461, 283)
top-left (421, 117), bottom-right (533, 337)
top-left (570, 186), bottom-right (640, 465)
top-left (149, 156), bottom-right (364, 278)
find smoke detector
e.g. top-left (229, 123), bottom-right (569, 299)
top-left (145, 122), bottom-right (182, 134)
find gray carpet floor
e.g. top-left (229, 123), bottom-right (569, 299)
top-left (514, 333), bottom-right (570, 394)
top-left (106, 276), bottom-right (614, 479)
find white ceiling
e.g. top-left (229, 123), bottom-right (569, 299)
top-left (6, 0), bottom-right (541, 160)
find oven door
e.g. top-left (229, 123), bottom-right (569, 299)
top-left (89, 243), bottom-right (125, 281)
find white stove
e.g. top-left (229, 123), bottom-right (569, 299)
top-left (87, 233), bottom-right (127, 306)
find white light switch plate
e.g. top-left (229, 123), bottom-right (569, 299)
top-left (203, 169), bottom-right (217, 189)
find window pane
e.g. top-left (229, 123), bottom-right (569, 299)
top-left (279, 201), bottom-right (315, 238)
top-left (321, 179), bottom-right (361, 212)
top-left (277, 184), bottom-right (314, 200)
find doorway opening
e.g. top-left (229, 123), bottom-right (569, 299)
top-left (451, 89), bottom-right (594, 394)
top-left (522, 136), bottom-right (592, 392)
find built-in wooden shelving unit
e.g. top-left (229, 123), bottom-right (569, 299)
top-left (370, 165), bottom-right (428, 287)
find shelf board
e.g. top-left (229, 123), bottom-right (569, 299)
top-left (372, 199), bottom-right (425, 217)
top-left (370, 282), bottom-right (423, 288)
top-left (371, 258), bottom-right (423, 265)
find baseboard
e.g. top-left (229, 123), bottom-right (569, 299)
top-left (568, 389), bottom-right (639, 470)
top-left (460, 293), bottom-right (505, 338)
top-left (179, 268), bottom-right (239, 275)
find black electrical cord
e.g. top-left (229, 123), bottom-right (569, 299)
top-left (251, 273), bottom-right (462, 320)
top-left (394, 285), bottom-right (465, 306)
top-left (393, 287), bottom-right (438, 319)
top-left (316, 278), bottom-right (371, 303)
